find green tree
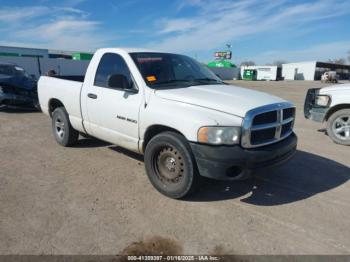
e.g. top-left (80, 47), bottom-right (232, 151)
top-left (272, 60), bottom-right (288, 67)
top-left (240, 61), bottom-right (255, 66)
top-left (328, 58), bottom-right (346, 65)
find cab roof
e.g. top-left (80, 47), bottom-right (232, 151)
top-left (96, 47), bottom-right (177, 55)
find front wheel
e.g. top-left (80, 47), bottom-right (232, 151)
top-left (326, 109), bottom-right (350, 146)
top-left (144, 132), bottom-right (199, 199)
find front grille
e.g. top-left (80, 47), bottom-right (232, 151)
top-left (283, 108), bottom-right (294, 120)
top-left (0, 85), bottom-right (14, 94)
top-left (251, 127), bottom-right (276, 145)
top-left (252, 111), bottom-right (277, 125)
top-left (281, 121), bottom-right (293, 137)
top-left (241, 103), bottom-right (295, 148)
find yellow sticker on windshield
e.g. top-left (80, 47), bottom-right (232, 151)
top-left (147, 75), bottom-right (157, 82)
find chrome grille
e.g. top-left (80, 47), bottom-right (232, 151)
top-left (241, 102), bottom-right (295, 148)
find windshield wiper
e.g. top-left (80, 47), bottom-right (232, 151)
top-left (151, 78), bottom-right (224, 89)
top-left (151, 79), bottom-right (194, 89)
top-left (153, 79), bottom-right (191, 85)
top-left (192, 78), bottom-right (223, 84)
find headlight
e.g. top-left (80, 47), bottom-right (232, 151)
top-left (315, 95), bottom-right (331, 107)
top-left (198, 126), bottom-right (241, 145)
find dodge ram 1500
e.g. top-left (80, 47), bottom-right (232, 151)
top-left (38, 48), bottom-right (297, 198)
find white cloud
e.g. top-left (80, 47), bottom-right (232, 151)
top-left (251, 41), bottom-right (350, 64)
top-left (0, 0), bottom-right (349, 60)
top-left (0, 6), bottom-right (49, 23)
top-left (148, 0), bottom-right (350, 55)
top-left (57, 7), bottom-right (89, 17)
top-left (14, 19), bottom-right (107, 51)
top-left (159, 18), bottom-right (205, 34)
top-left (0, 5), bottom-right (109, 51)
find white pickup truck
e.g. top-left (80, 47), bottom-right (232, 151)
top-left (304, 83), bottom-right (350, 145)
top-left (38, 48), bottom-right (297, 198)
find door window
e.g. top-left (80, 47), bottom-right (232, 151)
top-left (94, 53), bottom-right (133, 88)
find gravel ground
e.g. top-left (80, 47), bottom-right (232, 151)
top-left (0, 80), bottom-right (349, 255)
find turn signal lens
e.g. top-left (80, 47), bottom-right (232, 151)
top-left (198, 127), bottom-right (209, 143)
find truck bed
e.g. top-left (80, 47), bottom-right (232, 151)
top-left (52, 75), bottom-right (85, 82)
top-left (38, 76), bottom-right (84, 132)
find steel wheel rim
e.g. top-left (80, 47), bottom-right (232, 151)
top-left (55, 116), bottom-right (65, 139)
top-left (332, 115), bottom-right (350, 140)
top-left (153, 146), bottom-right (185, 184)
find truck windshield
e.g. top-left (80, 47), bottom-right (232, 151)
top-left (130, 52), bottom-right (223, 88)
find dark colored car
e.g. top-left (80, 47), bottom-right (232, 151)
top-left (0, 62), bottom-right (39, 108)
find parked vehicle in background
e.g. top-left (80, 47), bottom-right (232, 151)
top-left (38, 48), bottom-right (297, 198)
top-left (304, 83), bottom-right (350, 145)
top-left (321, 71), bottom-right (339, 83)
top-left (0, 62), bottom-right (38, 108)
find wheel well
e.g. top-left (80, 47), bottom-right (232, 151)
top-left (325, 104), bottom-right (350, 121)
top-left (142, 125), bottom-right (183, 153)
top-left (48, 99), bottom-right (64, 117)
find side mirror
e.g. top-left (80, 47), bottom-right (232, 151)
top-left (107, 74), bottom-right (137, 92)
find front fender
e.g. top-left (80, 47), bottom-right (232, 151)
top-left (139, 97), bottom-right (243, 142)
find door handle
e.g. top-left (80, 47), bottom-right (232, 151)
top-left (87, 93), bottom-right (97, 99)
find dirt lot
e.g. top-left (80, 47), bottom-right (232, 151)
top-left (0, 80), bottom-right (349, 255)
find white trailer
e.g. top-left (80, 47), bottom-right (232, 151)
top-left (282, 61), bottom-right (317, 81)
top-left (240, 66), bottom-right (278, 81)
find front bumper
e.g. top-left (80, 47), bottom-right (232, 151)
top-left (190, 133), bottom-right (297, 180)
top-left (308, 107), bottom-right (328, 122)
top-left (0, 93), bottom-right (36, 106)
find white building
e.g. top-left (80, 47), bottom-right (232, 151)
top-left (282, 61), bottom-right (350, 80)
top-left (0, 45), bottom-right (91, 77)
top-left (282, 61), bottom-right (316, 80)
top-left (0, 45), bottom-right (49, 58)
top-left (240, 66), bottom-right (279, 81)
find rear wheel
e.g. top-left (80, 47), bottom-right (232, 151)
top-left (144, 132), bottom-right (199, 199)
top-left (52, 107), bottom-right (79, 147)
top-left (326, 109), bottom-right (350, 146)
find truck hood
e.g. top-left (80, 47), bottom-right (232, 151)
top-left (155, 84), bottom-right (286, 117)
top-left (320, 83), bottom-right (350, 94)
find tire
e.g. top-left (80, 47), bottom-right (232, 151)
top-left (52, 107), bottom-right (79, 147)
top-left (144, 131), bottom-right (199, 199)
top-left (326, 109), bottom-right (350, 146)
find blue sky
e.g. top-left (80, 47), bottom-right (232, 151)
top-left (0, 0), bottom-right (349, 64)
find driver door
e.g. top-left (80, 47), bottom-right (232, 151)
top-left (85, 53), bottom-right (142, 152)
